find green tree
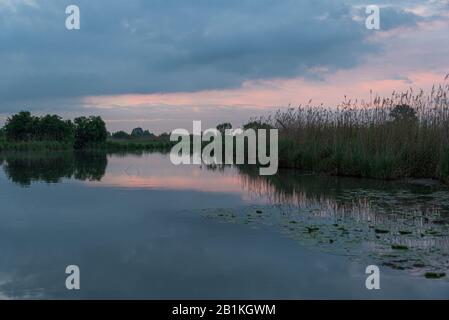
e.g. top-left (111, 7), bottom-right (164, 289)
top-left (131, 127), bottom-right (144, 137)
top-left (111, 130), bottom-right (130, 139)
top-left (159, 132), bottom-right (170, 140)
top-left (142, 129), bottom-right (154, 138)
top-left (36, 114), bottom-right (74, 141)
top-left (73, 116), bottom-right (107, 149)
top-left (0, 127), bottom-right (5, 140)
top-left (4, 111), bottom-right (38, 141)
top-left (243, 120), bottom-right (273, 130)
top-left (216, 122), bottom-right (232, 133)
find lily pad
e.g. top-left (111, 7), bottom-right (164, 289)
top-left (424, 272), bottom-right (446, 279)
top-left (391, 245), bottom-right (409, 250)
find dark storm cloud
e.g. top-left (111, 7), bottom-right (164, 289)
top-left (0, 0), bottom-right (425, 110)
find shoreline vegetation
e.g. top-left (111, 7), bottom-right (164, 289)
top-left (270, 82), bottom-right (449, 184)
top-left (0, 113), bottom-right (176, 152)
top-left (1, 80), bottom-right (448, 184)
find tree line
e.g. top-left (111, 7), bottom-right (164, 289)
top-left (1, 111), bottom-right (107, 149)
top-left (0, 111), bottom-right (176, 149)
top-left (111, 127), bottom-right (160, 140)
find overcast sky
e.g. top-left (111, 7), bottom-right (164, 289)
top-left (1, 0), bottom-right (448, 132)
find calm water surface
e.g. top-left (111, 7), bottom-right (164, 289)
top-left (0, 151), bottom-right (448, 299)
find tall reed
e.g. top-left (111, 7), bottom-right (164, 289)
top-left (259, 77), bottom-right (449, 182)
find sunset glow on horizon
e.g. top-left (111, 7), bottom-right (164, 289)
top-left (1, 1), bottom-right (448, 133)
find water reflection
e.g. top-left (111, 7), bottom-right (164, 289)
top-left (237, 166), bottom-right (449, 221)
top-left (0, 151), bottom-right (107, 187)
top-left (0, 151), bottom-right (448, 298)
top-left (203, 165), bottom-right (449, 276)
top-left (84, 153), bottom-right (249, 195)
top-left (2, 151), bottom-right (449, 222)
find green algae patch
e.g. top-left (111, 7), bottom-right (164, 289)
top-left (306, 226), bottom-right (320, 233)
top-left (391, 245), bottom-right (409, 250)
top-left (424, 272), bottom-right (446, 279)
top-left (200, 201), bottom-right (449, 280)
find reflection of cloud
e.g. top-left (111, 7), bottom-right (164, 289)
top-left (86, 173), bottom-right (243, 194)
top-left (83, 154), bottom-right (243, 193)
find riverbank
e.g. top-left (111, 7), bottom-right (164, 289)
top-left (0, 139), bottom-right (175, 152)
top-left (1, 137), bottom-right (448, 185)
top-left (276, 137), bottom-right (449, 184)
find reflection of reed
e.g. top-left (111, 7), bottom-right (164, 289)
top-left (205, 165), bottom-right (449, 273)
top-left (238, 167), bottom-right (449, 225)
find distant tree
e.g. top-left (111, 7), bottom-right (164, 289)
top-left (4, 111), bottom-right (38, 141)
top-left (111, 131), bottom-right (130, 139)
top-left (130, 127), bottom-right (155, 139)
top-left (159, 132), bottom-right (170, 140)
top-left (142, 129), bottom-right (154, 138)
top-left (131, 127), bottom-right (144, 137)
top-left (243, 120), bottom-right (273, 131)
top-left (216, 122), bottom-right (232, 133)
top-left (73, 116), bottom-right (107, 149)
top-left (390, 104), bottom-right (418, 123)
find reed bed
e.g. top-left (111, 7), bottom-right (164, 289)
top-left (261, 78), bottom-right (449, 182)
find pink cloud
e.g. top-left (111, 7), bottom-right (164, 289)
top-left (83, 18), bottom-right (449, 113)
top-left (84, 70), bottom-right (447, 111)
